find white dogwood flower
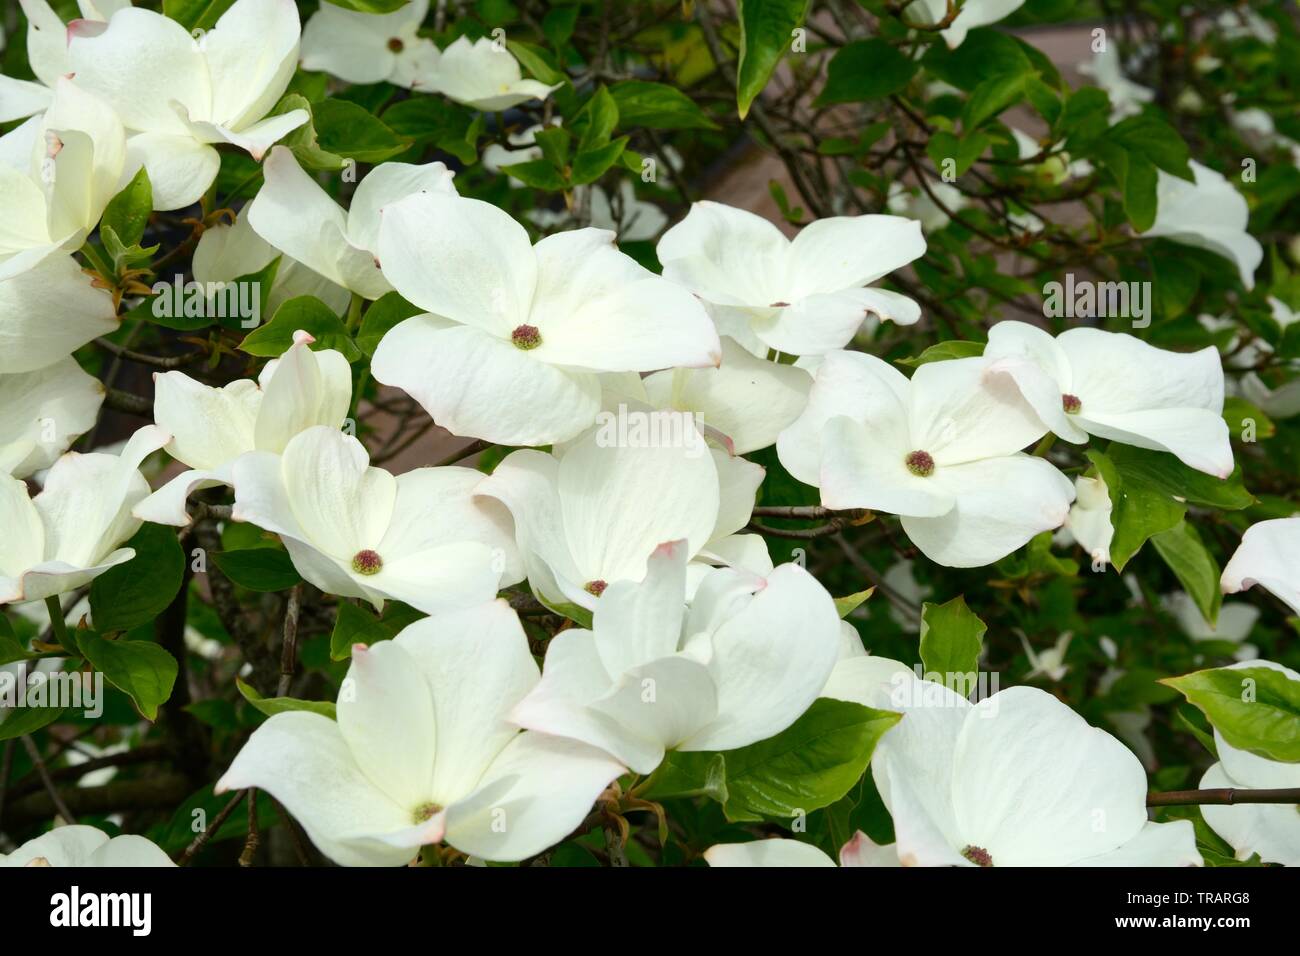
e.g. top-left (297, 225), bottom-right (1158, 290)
top-left (193, 204), bottom-right (350, 316)
top-left (826, 661), bottom-right (1202, 866)
top-left (68, 0), bottom-right (308, 210)
top-left (985, 321), bottom-right (1233, 478)
top-left (0, 78), bottom-right (126, 279)
top-left (372, 194), bottom-right (720, 445)
top-left (477, 425), bottom-right (764, 613)
top-left (632, 337), bottom-right (812, 455)
top-left (705, 831), bottom-right (899, 867)
top-left (657, 201), bottom-right (925, 357)
top-left (0, 358), bottom-right (103, 478)
top-left (430, 36), bottom-right (560, 111)
top-left (906, 0), bottom-right (1026, 49)
top-left (0, 0), bottom-right (129, 122)
top-left (133, 331), bottom-right (352, 526)
top-left (1078, 46), bottom-right (1155, 121)
top-left (0, 825), bottom-right (174, 867)
top-left (886, 180), bottom-right (968, 234)
top-left (217, 600), bottom-right (625, 866)
top-left (230, 425), bottom-right (519, 614)
top-left (1143, 161), bottom-right (1263, 291)
top-left (0, 424), bottom-right (169, 605)
top-left (301, 0), bottom-right (439, 89)
top-left (248, 146), bottom-right (457, 300)
top-left (1063, 473), bottom-right (1114, 566)
top-left (510, 540), bottom-right (842, 774)
top-left (1221, 517), bottom-right (1300, 615)
top-left (777, 350), bottom-right (1072, 567)
top-left (1019, 630), bottom-right (1073, 682)
top-left (0, 256), bottom-right (118, 374)
top-left (1199, 659), bottom-right (1300, 866)
top-left (1164, 591), bottom-right (1258, 661)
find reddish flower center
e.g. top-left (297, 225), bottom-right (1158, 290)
top-left (1062, 393), bottom-right (1082, 414)
top-left (412, 801), bottom-right (441, 823)
top-left (511, 324), bottom-right (542, 350)
top-left (905, 449), bottom-right (935, 478)
top-left (584, 579), bottom-right (608, 597)
top-left (351, 549), bottom-right (384, 576)
top-left (961, 845), bottom-right (994, 867)
top-left (388, 37), bottom-right (405, 53)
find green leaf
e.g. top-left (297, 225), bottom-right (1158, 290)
top-left (1221, 397), bottom-right (1275, 441)
top-left (1106, 444), bottom-right (1253, 510)
top-left (573, 87), bottom-right (619, 151)
top-left (918, 596), bottom-right (986, 680)
top-left (542, 5), bottom-right (580, 48)
top-left (834, 588), bottom-right (874, 619)
top-left (89, 524), bottom-right (185, 633)
top-left (506, 40), bottom-right (567, 87)
top-left (569, 136), bottom-right (629, 186)
top-left (608, 80), bottom-right (718, 131)
top-left (1106, 114), bottom-right (1193, 180)
top-left (501, 159), bottom-right (568, 191)
top-left (1162, 666), bottom-right (1300, 763)
top-left (163, 0), bottom-right (236, 30)
top-left (100, 167), bottom-right (153, 247)
top-left (210, 549), bottom-right (302, 593)
top-left (533, 126), bottom-right (573, 170)
top-left (240, 295), bottom-right (361, 361)
top-left (1121, 151), bottom-right (1159, 233)
top-left (926, 130), bottom-right (990, 178)
top-left (0, 616), bottom-right (37, 666)
top-left (921, 28), bottom-right (1034, 91)
top-left (330, 601), bottom-right (393, 661)
top-left (535, 593), bottom-right (593, 629)
top-left (272, 94), bottom-right (347, 171)
top-left (237, 678), bottom-right (337, 721)
top-left (1057, 86), bottom-right (1112, 149)
top-left (312, 98), bottom-right (411, 164)
top-left (736, 0), bottom-right (810, 118)
top-left (720, 699), bottom-right (901, 821)
top-left (0, 705), bottom-right (66, 741)
top-left (895, 340), bottom-right (985, 367)
top-left (1086, 448), bottom-right (1186, 571)
top-left (318, 0), bottom-right (408, 11)
top-left (1151, 520), bottom-right (1222, 626)
top-left (77, 631), bottom-right (178, 721)
top-left (355, 292), bottom-right (421, 356)
top-left (962, 72), bottom-right (1029, 130)
top-left (815, 38), bottom-right (918, 107)
top-left (1174, 704), bottom-right (1218, 759)
top-left (636, 751), bottom-right (729, 804)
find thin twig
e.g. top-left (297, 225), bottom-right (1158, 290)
top-left (20, 736), bottom-right (76, 825)
top-left (433, 439), bottom-right (490, 468)
top-left (238, 789), bottom-right (260, 866)
top-left (278, 585), bottom-right (302, 697)
top-left (1147, 787), bottom-right (1300, 807)
top-left (177, 790), bottom-right (246, 865)
top-left (95, 337), bottom-right (199, 369)
top-left (103, 388), bottom-right (152, 417)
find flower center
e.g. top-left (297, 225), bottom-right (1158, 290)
top-left (511, 324), bottom-right (542, 350)
top-left (387, 37), bottom-right (405, 53)
top-left (412, 801), bottom-right (441, 823)
top-left (1062, 393), bottom-right (1082, 414)
top-left (904, 449), bottom-right (935, 477)
top-left (351, 549), bottom-right (383, 576)
top-left (584, 579), bottom-right (608, 597)
top-left (961, 844), bottom-right (994, 867)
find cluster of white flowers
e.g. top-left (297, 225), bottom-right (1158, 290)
top-left (0, 0), bottom-right (1296, 869)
